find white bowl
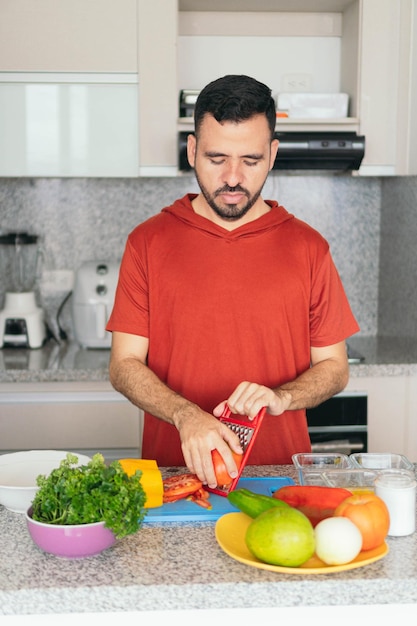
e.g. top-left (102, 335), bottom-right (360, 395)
top-left (0, 450), bottom-right (91, 514)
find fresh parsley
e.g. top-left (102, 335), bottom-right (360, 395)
top-left (31, 453), bottom-right (147, 539)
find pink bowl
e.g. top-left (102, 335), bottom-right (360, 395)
top-left (26, 507), bottom-right (116, 558)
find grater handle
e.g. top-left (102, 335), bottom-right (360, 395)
top-left (220, 404), bottom-right (265, 427)
top-left (220, 405), bottom-right (231, 419)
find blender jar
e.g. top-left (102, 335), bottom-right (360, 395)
top-left (0, 232), bottom-right (42, 295)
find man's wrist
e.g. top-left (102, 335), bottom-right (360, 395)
top-left (170, 398), bottom-right (198, 430)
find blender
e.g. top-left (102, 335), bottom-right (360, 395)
top-left (0, 232), bottom-right (47, 349)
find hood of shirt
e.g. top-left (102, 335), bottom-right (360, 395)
top-left (161, 193), bottom-right (295, 241)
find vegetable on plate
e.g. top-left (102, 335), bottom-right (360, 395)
top-left (227, 487), bottom-right (289, 518)
top-left (334, 492), bottom-right (390, 550)
top-left (273, 484), bottom-right (353, 527)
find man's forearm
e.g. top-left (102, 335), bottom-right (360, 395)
top-left (109, 357), bottom-right (198, 427)
top-left (277, 358), bottom-right (349, 412)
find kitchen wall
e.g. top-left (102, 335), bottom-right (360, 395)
top-left (0, 172), bottom-right (416, 342)
top-left (379, 176), bottom-right (417, 337)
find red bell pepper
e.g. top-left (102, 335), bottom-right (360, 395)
top-left (273, 485), bottom-right (353, 527)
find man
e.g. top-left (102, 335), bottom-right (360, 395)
top-left (107, 75), bottom-right (359, 488)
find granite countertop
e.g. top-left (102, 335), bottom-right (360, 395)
top-left (0, 337), bottom-right (417, 384)
top-left (1, 464), bottom-right (416, 619)
top-left (2, 335), bottom-right (417, 384)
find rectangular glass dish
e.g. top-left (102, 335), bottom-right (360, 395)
top-left (292, 453), bottom-right (353, 486)
top-left (350, 453), bottom-right (414, 471)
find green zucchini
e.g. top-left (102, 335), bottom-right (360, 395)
top-left (227, 487), bottom-right (289, 518)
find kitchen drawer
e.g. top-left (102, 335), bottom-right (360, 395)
top-left (0, 382), bottom-right (143, 461)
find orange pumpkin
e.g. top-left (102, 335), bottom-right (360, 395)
top-left (334, 492), bottom-right (390, 551)
top-left (212, 449), bottom-right (243, 487)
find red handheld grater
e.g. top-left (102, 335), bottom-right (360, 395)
top-left (207, 405), bottom-right (267, 497)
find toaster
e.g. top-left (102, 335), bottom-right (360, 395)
top-left (72, 260), bottom-right (120, 349)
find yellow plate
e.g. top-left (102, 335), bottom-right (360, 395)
top-left (215, 512), bottom-right (389, 575)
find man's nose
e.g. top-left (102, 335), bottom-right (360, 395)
top-left (223, 161), bottom-right (243, 186)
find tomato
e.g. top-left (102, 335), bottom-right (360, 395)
top-left (162, 473), bottom-right (203, 503)
top-left (334, 492), bottom-right (390, 551)
top-left (212, 449), bottom-right (243, 487)
top-left (188, 487), bottom-right (213, 510)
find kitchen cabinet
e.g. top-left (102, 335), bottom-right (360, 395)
top-left (0, 0), bottom-right (137, 72)
top-left (0, 77), bottom-right (139, 177)
top-left (360, 0), bottom-right (417, 176)
top-left (346, 373), bottom-right (417, 462)
top-left (345, 375), bottom-right (410, 457)
top-left (0, 1), bottom-right (140, 177)
top-left (0, 0), bottom-right (177, 177)
top-left (0, 381), bottom-right (143, 461)
top-left (1, 0), bottom-right (415, 177)
top-left (0, 0), bottom-right (139, 177)
top-left (177, 0), bottom-right (417, 176)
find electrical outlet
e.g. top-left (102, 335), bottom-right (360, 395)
top-left (41, 270), bottom-right (75, 292)
top-left (281, 74), bottom-right (313, 92)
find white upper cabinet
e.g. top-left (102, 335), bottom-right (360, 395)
top-left (0, 0), bottom-right (177, 177)
top-left (0, 0), bottom-right (416, 176)
top-left (0, 77), bottom-right (139, 177)
top-left (357, 0), bottom-right (416, 175)
top-left (0, 0), bottom-right (137, 72)
top-left (176, 0), bottom-right (417, 177)
top-left (136, 0), bottom-right (178, 176)
top-left (0, 0), bottom-right (140, 177)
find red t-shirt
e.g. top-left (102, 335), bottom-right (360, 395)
top-left (107, 194), bottom-right (359, 465)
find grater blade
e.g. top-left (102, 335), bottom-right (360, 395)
top-left (219, 419), bottom-right (255, 451)
top-left (207, 405), bottom-right (266, 497)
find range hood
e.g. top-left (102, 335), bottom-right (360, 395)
top-left (178, 131), bottom-right (365, 172)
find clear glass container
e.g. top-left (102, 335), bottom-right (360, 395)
top-left (322, 468), bottom-right (379, 493)
top-left (292, 453), bottom-right (353, 486)
top-left (350, 452), bottom-right (414, 471)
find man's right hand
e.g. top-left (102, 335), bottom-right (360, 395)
top-left (173, 406), bottom-right (243, 488)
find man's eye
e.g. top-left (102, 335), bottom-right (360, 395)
top-left (244, 160), bottom-right (258, 167)
top-left (209, 158), bottom-right (225, 165)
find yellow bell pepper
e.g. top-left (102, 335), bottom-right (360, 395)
top-left (118, 458), bottom-right (163, 508)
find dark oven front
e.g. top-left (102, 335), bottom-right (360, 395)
top-left (306, 392), bottom-right (368, 455)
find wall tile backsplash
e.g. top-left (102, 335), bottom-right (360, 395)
top-left (1, 173), bottom-right (416, 341)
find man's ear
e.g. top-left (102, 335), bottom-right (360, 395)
top-left (269, 138), bottom-right (279, 171)
top-left (187, 133), bottom-right (197, 168)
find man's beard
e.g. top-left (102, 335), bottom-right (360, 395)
top-left (194, 171), bottom-right (263, 222)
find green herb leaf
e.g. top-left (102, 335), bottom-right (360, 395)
top-left (31, 453), bottom-right (147, 538)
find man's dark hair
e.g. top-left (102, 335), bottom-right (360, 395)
top-left (194, 75), bottom-right (276, 140)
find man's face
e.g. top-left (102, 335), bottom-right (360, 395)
top-left (187, 114), bottom-right (279, 222)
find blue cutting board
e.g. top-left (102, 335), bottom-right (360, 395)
top-left (143, 476), bottom-right (295, 523)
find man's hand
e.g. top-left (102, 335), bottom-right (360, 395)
top-left (213, 381), bottom-right (291, 420)
top-left (174, 407), bottom-right (243, 488)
